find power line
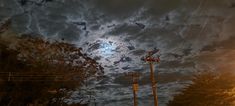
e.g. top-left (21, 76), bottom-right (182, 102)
top-left (0, 72), bottom-right (65, 81)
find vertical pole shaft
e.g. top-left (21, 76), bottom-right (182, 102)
top-left (150, 62), bottom-right (158, 106)
top-left (133, 74), bottom-right (138, 106)
top-left (133, 88), bottom-right (137, 106)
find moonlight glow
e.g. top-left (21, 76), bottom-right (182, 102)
top-left (97, 40), bottom-right (117, 58)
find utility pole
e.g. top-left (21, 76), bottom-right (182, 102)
top-left (142, 49), bottom-right (160, 106)
top-left (125, 72), bottom-right (141, 106)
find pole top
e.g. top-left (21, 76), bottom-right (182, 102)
top-left (141, 48), bottom-right (160, 63)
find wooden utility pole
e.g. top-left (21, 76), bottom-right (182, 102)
top-left (125, 72), bottom-right (141, 106)
top-left (142, 49), bottom-right (160, 106)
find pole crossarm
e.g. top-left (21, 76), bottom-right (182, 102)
top-left (142, 50), bottom-right (160, 63)
top-left (141, 48), bottom-right (160, 106)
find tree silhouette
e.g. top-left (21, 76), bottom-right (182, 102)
top-left (0, 19), bottom-right (103, 105)
top-left (168, 71), bottom-right (235, 106)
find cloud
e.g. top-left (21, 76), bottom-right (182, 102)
top-left (2, 0), bottom-right (235, 105)
top-left (93, 0), bottom-right (144, 18)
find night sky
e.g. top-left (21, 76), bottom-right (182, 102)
top-left (1, 0), bottom-right (235, 105)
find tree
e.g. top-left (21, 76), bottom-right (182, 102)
top-left (168, 71), bottom-right (235, 106)
top-left (0, 19), bottom-right (103, 105)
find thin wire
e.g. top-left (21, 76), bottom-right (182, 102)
top-left (197, 0), bottom-right (210, 38)
top-left (174, 0), bottom-right (207, 54)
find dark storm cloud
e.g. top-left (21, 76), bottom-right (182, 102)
top-left (0, 0), bottom-right (21, 19)
top-left (159, 60), bottom-right (195, 69)
top-left (114, 55), bottom-right (132, 65)
top-left (121, 66), bottom-right (132, 70)
top-left (11, 13), bottom-right (29, 33)
top-left (46, 13), bottom-right (67, 23)
top-left (38, 19), bottom-right (66, 36)
top-left (108, 23), bottom-right (143, 35)
top-left (58, 25), bottom-right (80, 41)
top-left (144, 0), bottom-right (182, 16)
top-left (94, 0), bottom-right (144, 18)
top-left (201, 36), bottom-right (235, 52)
top-left (129, 49), bottom-right (146, 56)
top-left (184, 47), bottom-right (235, 72)
top-left (93, 0), bottom-right (187, 22)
